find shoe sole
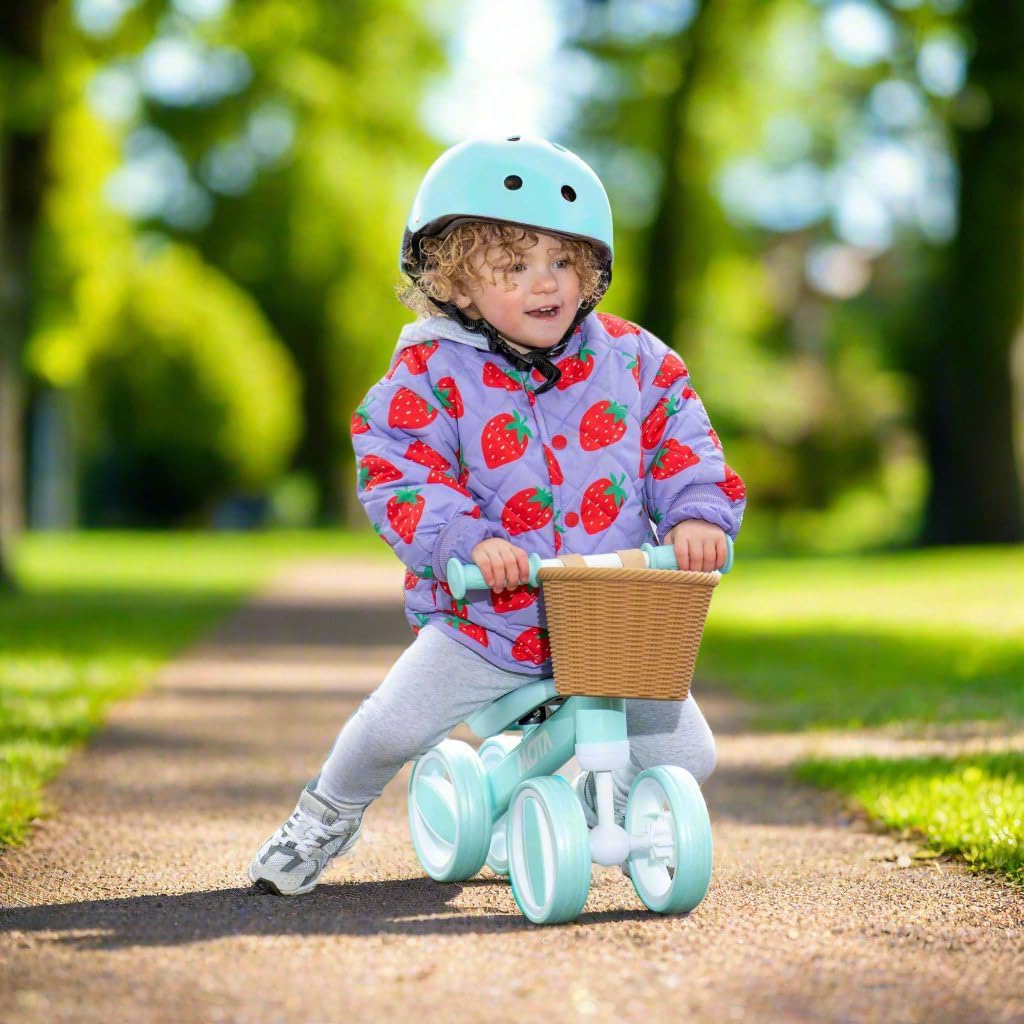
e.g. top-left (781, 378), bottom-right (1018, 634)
top-left (247, 828), bottom-right (362, 897)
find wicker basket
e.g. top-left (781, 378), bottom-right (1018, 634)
top-left (537, 565), bottom-right (720, 701)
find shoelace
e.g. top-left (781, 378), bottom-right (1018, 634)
top-left (287, 811), bottom-right (357, 859)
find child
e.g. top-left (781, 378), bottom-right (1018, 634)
top-left (249, 136), bottom-right (746, 896)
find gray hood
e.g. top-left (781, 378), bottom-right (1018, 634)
top-left (394, 317), bottom-right (489, 358)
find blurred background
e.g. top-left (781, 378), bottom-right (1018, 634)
top-left (1, 0), bottom-right (1022, 580)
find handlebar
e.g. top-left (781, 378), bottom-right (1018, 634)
top-left (446, 535), bottom-right (734, 600)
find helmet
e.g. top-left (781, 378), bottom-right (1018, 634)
top-left (399, 136), bottom-right (615, 392)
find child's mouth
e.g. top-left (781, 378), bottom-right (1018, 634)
top-left (526, 305), bottom-right (560, 320)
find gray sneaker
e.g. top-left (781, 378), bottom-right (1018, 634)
top-left (248, 786), bottom-right (363, 896)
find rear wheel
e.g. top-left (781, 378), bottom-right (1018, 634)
top-left (478, 734), bottom-right (520, 876)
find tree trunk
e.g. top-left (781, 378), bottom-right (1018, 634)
top-left (917, 0), bottom-right (1024, 543)
top-left (0, 3), bottom-right (50, 588)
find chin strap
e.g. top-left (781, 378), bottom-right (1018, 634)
top-left (435, 300), bottom-right (577, 395)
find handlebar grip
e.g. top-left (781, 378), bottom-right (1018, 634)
top-left (446, 552), bottom-right (543, 600)
top-left (641, 534), bottom-right (734, 574)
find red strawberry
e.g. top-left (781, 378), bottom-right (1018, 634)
top-left (483, 362), bottom-right (526, 391)
top-left (357, 455), bottom-right (402, 492)
top-left (445, 616), bottom-right (488, 647)
top-left (450, 596), bottom-right (469, 620)
top-left (404, 569), bottom-right (418, 590)
top-left (708, 427), bottom-right (723, 451)
top-left (651, 440), bottom-right (701, 480)
top-left (532, 346), bottom-right (596, 390)
top-left (433, 377), bottom-right (464, 418)
top-left (543, 444), bottom-right (563, 485)
top-left (428, 469), bottom-right (471, 496)
top-left (490, 584), bottom-right (539, 614)
top-left (512, 626), bottom-right (551, 665)
top-left (553, 511), bottom-right (566, 553)
top-left (621, 351), bottom-right (640, 387)
top-left (653, 352), bottom-right (688, 388)
top-left (456, 448), bottom-right (469, 486)
top-left (388, 387), bottom-right (437, 429)
top-left (388, 340), bottom-right (439, 378)
top-left (481, 411), bottom-right (533, 468)
top-left (386, 487), bottom-right (425, 543)
top-left (641, 395), bottom-right (681, 451)
top-left (411, 612), bottom-right (430, 636)
top-left (579, 399), bottom-right (628, 451)
top-left (682, 385), bottom-right (697, 401)
top-left (468, 505), bottom-right (481, 518)
top-left (717, 465), bottom-right (746, 501)
top-left (596, 312), bottom-right (641, 338)
top-left (350, 401), bottom-right (371, 435)
top-left (405, 440), bottom-right (450, 472)
top-left (581, 473), bottom-right (628, 535)
top-left (501, 487), bottom-right (554, 535)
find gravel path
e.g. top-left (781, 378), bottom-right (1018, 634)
top-left (1, 559), bottom-right (1021, 1024)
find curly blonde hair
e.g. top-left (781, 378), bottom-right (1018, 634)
top-left (397, 220), bottom-right (605, 319)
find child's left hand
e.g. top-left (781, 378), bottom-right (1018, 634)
top-left (664, 519), bottom-right (728, 572)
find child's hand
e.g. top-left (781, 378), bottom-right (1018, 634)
top-left (471, 537), bottom-right (532, 592)
top-left (664, 520), bottom-right (728, 572)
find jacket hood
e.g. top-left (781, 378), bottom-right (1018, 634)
top-left (395, 316), bottom-right (490, 357)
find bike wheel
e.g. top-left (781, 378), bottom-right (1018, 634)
top-left (478, 734), bottom-right (520, 877)
top-left (625, 765), bottom-right (712, 914)
top-left (507, 776), bottom-right (592, 925)
top-left (408, 739), bottom-right (493, 882)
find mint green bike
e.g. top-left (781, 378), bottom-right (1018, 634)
top-left (407, 539), bottom-right (732, 925)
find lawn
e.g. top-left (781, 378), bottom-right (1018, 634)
top-left (0, 529), bottom-right (385, 846)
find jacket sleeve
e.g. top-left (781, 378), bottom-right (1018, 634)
top-left (351, 374), bottom-right (507, 581)
top-left (637, 328), bottom-right (747, 542)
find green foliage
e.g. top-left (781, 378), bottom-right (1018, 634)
top-left (76, 245), bottom-right (301, 523)
top-left (795, 754), bottom-right (1024, 886)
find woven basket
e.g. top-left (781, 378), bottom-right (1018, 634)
top-left (538, 565), bottom-right (720, 701)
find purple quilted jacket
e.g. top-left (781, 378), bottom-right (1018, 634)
top-left (350, 310), bottom-right (746, 675)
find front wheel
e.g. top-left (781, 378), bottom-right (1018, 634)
top-left (625, 765), bottom-right (712, 914)
top-left (507, 776), bottom-right (592, 925)
top-left (408, 739), bottom-right (493, 882)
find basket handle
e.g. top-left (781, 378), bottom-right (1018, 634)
top-left (446, 536), bottom-right (733, 600)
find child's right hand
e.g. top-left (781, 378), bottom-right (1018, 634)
top-left (471, 538), bottom-right (531, 593)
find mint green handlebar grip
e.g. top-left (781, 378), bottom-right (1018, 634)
top-left (641, 535), bottom-right (734, 573)
top-left (446, 551), bottom-right (543, 600)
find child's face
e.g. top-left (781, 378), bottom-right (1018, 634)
top-left (452, 231), bottom-right (582, 349)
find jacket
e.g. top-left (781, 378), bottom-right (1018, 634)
top-left (350, 310), bottom-right (746, 675)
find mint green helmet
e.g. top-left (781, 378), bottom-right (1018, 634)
top-left (400, 136), bottom-right (614, 306)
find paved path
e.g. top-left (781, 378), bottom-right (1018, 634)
top-left (1, 559), bottom-right (1021, 1024)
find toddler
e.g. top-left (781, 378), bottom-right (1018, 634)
top-left (249, 136), bottom-right (746, 896)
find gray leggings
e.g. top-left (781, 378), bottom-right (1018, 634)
top-left (316, 624), bottom-right (716, 821)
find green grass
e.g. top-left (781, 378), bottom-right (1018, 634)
top-left (795, 753), bottom-right (1024, 885)
top-left (0, 529), bottom-right (385, 846)
top-left (699, 545), bottom-right (1024, 885)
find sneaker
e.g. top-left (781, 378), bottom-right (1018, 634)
top-left (248, 785), bottom-right (363, 896)
top-left (571, 771), bottom-right (631, 878)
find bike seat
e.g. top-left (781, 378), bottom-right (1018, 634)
top-left (464, 678), bottom-right (560, 739)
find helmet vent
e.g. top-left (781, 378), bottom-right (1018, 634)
top-left (506, 136), bottom-right (521, 142)
top-left (504, 174), bottom-right (523, 190)
top-left (561, 185), bottom-right (577, 202)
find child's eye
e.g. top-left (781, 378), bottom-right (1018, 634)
top-left (554, 258), bottom-right (570, 269)
top-left (511, 262), bottom-right (527, 273)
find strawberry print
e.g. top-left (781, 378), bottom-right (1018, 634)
top-left (653, 351), bottom-right (688, 388)
top-left (532, 346), bottom-right (596, 390)
top-left (450, 596), bottom-right (470, 620)
top-left (445, 615), bottom-right (489, 647)
top-left (386, 487), bottom-right (425, 543)
top-left (427, 468), bottom-right (471, 496)
top-left (404, 569), bottom-right (418, 590)
top-left (481, 411), bottom-right (533, 468)
top-left (387, 340), bottom-right (439, 378)
top-left (483, 363), bottom-right (527, 392)
top-left (641, 395), bottom-right (681, 450)
top-left (717, 465), bottom-right (746, 501)
top-left (433, 377), bottom-right (464, 418)
top-left (490, 583), bottom-right (539, 614)
top-left (543, 444), bottom-right (564, 485)
top-left (552, 511), bottom-right (566, 553)
top-left (501, 487), bottom-right (554, 535)
top-left (651, 440), bottom-right (701, 479)
top-left (456, 448), bottom-right (469, 487)
top-left (579, 399), bottom-right (628, 451)
top-left (621, 351), bottom-right (640, 388)
top-left (388, 387), bottom-right (437, 429)
top-left (581, 473), bottom-right (628, 535)
top-left (357, 455), bottom-right (402, 492)
top-left (596, 312), bottom-right (641, 338)
top-left (405, 440), bottom-right (450, 472)
top-left (350, 400), bottom-right (371, 435)
top-left (411, 611), bottom-right (430, 636)
top-left (512, 626), bottom-right (551, 665)
top-left (708, 427), bottom-right (723, 451)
